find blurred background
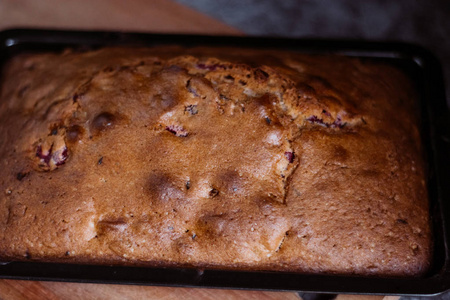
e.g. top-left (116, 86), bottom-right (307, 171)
top-left (0, 1), bottom-right (449, 299)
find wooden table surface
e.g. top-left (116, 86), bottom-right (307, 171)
top-left (0, 1), bottom-right (400, 299)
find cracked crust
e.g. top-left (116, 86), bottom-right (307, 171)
top-left (0, 46), bottom-right (431, 276)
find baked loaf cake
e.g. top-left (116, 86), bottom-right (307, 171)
top-left (0, 46), bottom-right (431, 276)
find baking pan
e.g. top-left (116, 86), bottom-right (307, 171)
top-left (0, 28), bottom-right (449, 296)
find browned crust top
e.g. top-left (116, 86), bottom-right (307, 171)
top-left (0, 46), bottom-right (431, 276)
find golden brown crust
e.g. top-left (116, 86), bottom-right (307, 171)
top-left (0, 47), bottom-right (431, 276)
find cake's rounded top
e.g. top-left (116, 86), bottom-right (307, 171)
top-left (0, 47), bottom-right (430, 276)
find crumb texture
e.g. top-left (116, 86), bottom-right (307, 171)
top-left (0, 47), bottom-right (431, 276)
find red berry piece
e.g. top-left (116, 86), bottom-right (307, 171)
top-left (166, 125), bottom-right (188, 137)
top-left (284, 152), bottom-right (295, 163)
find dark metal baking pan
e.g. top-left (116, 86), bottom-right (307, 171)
top-left (0, 28), bottom-right (449, 296)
